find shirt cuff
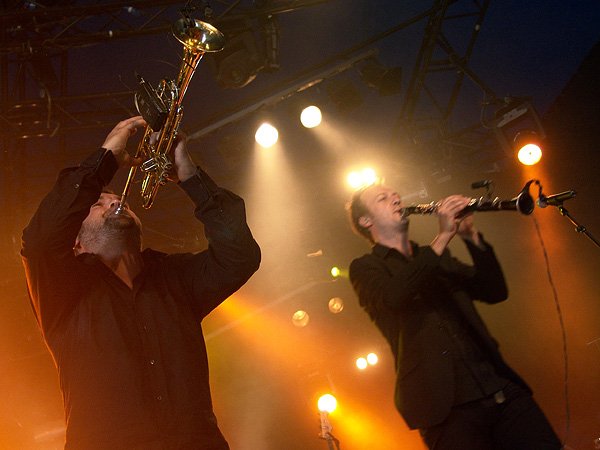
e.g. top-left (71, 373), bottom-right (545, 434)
top-left (464, 232), bottom-right (491, 252)
top-left (177, 167), bottom-right (219, 208)
top-left (79, 148), bottom-right (119, 187)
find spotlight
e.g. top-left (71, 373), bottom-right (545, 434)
top-left (260, 14), bottom-right (281, 73)
top-left (328, 297), bottom-right (344, 314)
top-left (347, 168), bottom-right (378, 188)
top-left (300, 105), bottom-right (322, 128)
top-left (360, 58), bottom-right (402, 96)
top-left (255, 122), bottom-right (278, 148)
top-left (317, 395), bottom-right (340, 447)
top-left (356, 357), bottom-right (368, 370)
top-left (361, 168), bottom-right (377, 185)
top-left (205, 17), bottom-right (264, 89)
top-left (292, 310), bottom-right (309, 327)
top-left (513, 130), bottom-right (542, 165)
top-left (28, 50), bottom-right (59, 93)
top-left (491, 98), bottom-right (546, 162)
top-left (318, 394), bottom-right (337, 413)
top-left (326, 79), bottom-right (363, 115)
top-left (366, 352), bottom-right (378, 365)
top-left (347, 172), bottom-right (363, 188)
top-left (330, 267), bottom-right (340, 277)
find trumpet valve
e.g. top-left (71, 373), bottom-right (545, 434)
top-left (141, 158), bottom-right (158, 173)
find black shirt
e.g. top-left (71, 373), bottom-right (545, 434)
top-left (21, 148), bottom-right (261, 449)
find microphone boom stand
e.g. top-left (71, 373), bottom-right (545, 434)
top-left (556, 204), bottom-right (600, 248)
top-left (535, 180), bottom-right (600, 248)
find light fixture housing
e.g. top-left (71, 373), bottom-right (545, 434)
top-left (491, 99), bottom-right (546, 161)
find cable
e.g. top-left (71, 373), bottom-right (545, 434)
top-left (531, 215), bottom-right (570, 449)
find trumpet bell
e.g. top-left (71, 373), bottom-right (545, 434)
top-left (172, 18), bottom-right (225, 53)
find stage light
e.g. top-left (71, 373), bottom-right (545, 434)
top-left (359, 58), bottom-right (402, 96)
top-left (518, 143), bottom-right (542, 165)
top-left (318, 394), bottom-right (337, 413)
top-left (361, 168), bottom-right (376, 185)
top-left (330, 267), bottom-right (340, 277)
top-left (514, 130), bottom-right (543, 165)
top-left (292, 310), bottom-right (309, 327)
top-left (347, 172), bottom-right (363, 188)
top-left (328, 297), bottom-right (344, 314)
top-left (205, 17), bottom-right (264, 89)
top-left (366, 353), bottom-right (378, 365)
top-left (347, 168), bottom-right (378, 188)
top-left (28, 50), bottom-right (59, 93)
top-left (326, 79), bottom-right (363, 115)
top-left (255, 122), bottom-right (278, 148)
top-left (491, 98), bottom-right (546, 162)
top-left (300, 105), bottom-right (322, 128)
top-left (260, 14), bottom-right (281, 73)
top-left (356, 357), bottom-right (368, 370)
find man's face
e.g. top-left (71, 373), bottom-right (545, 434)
top-left (77, 193), bottom-right (142, 251)
top-left (360, 184), bottom-right (406, 232)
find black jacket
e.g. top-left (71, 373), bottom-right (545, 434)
top-left (349, 237), bottom-right (530, 429)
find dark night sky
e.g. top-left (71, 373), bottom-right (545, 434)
top-left (2, 1), bottom-right (600, 449)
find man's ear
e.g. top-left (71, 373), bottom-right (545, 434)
top-left (359, 216), bottom-right (371, 228)
top-left (73, 239), bottom-right (83, 256)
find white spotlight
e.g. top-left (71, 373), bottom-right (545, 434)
top-left (328, 297), bottom-right (344, 314)
top-left (366, 353), bottom-right (378, 365)
top-left (255, 123), bottom-right (279, 148)
top-left (347, 168), bottom-right (378, 188)
top-left (292, 310), bottom-right (309, 327)
top-left (317, 394), bottom-right (337, 413)
top-left (356, 357), bottom-right (368, 370)
top-left (361, 168), bottom-right (377, 185)
top-left (300, 105), bottom-right (322, 128)
top-left (347, 172), bottom-right (363, 188)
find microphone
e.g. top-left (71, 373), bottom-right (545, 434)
top-left (471, 179), bottom-right (492, 189)
top-left (536, 190), bottom-right (577, 208)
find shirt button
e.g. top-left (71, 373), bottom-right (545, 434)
top-left (150, 359), bottom-right (155, 365)
top-left (156, 396), bottom-right (162, 401)
top-left (442, 350), bottom-right (449, 355)
top-left (142, 325), bottom-right (147, 331)
top-left (74, 183), bottom-right (80, 189)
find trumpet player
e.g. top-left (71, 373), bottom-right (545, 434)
top-left (346, 183), bottom-right (561, 450)
top-left (21, 116), bottom-right (261, 449)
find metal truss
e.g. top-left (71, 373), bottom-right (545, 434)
top-left (1, 0), bottom-right (506, 173)
top-left (391, 0), bottom-right (503, 177)
top-left (0, 0), bottom-right (336, 140)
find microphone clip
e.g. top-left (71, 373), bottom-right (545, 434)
top-left (471, 179), bottom-right (493, 199)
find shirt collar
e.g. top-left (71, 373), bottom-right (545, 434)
top-left (372, 241), bottom-right (420, 261)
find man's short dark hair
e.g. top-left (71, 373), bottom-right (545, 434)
top-left (346, 185), bottom-right (375, 245)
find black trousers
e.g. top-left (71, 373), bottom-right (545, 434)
top-left (419, 381), bottom-right (562, 450)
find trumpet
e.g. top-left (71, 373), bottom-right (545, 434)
top-left (400, 181), bottom-right (536, 218)
top-left (115, 17), bottom-right (225, 214)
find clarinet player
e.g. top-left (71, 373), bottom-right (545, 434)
top-left (346, 182), bottom-right (561, 450)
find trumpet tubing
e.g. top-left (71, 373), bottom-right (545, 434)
top-left (116, 18), bottom-right (225, 213)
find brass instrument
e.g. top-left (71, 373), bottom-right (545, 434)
top-left (115, 17), bottom-right (225, 213)
top-left (400, 181), bottom-right (536, 218)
